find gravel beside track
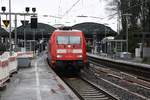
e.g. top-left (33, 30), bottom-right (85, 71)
top-left (81, 67), bottom-right (148, 100)
top-left (63, 77), bottom-right (118, 100)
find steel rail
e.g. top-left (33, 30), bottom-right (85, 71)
top-left (87, 55), bottom-right (150, 80)
top-left (62, 76), bottom-right (119, 100)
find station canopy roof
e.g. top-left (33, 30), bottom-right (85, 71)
top-left (12, 23), bottom-right (56, 40)
top-left (0, 27), bottom-right (9, 37)
top-left (72, 22), bottom-right (117, 36)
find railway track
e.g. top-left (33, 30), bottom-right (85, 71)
top-left (63, 76), bottom-right (118, 100)
top-left (87, 55), bottom-right (150, 80)
top-left (81, 60), bottom-right (150, 100)
top-left (48, 54), bottom-right (150, 100)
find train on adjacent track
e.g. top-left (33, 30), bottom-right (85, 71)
top-left (47, 27), bottom-right (87, 73)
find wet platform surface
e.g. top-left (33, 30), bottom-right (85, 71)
top-left (0, 54), bottom-right (78, 100)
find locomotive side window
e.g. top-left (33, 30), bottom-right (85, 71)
top-left (57, 36), bottom-right (81, 44)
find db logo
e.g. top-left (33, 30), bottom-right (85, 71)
top-left (67, 49), bottom-right (72, 53)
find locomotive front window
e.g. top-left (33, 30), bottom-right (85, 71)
top-left (57, 36), bottom-right (69, 44)
top-left (70, 36), bottom-right (80, 44)
top-left (57, 36), bottom-right (81, 44)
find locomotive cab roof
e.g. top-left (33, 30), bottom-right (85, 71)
top-left (54, 27), bottom-right (81, 33)
top-left (57, 26), bottom-right (72, 30)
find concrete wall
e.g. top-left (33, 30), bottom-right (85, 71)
top-left (143, 47), bottom-right (150, 57)
top-left (135, 47), bottom-right (150, 58)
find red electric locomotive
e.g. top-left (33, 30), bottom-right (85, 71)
top-left (47, 27), bottom-right (87, 72)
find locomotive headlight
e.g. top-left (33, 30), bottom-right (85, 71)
top-left (67, 45), bottom-right (71, 48)
top-left (57, 55), bottom-right (63, 58)
top-left (57, 49), bottom-right (67, 53)
top-left (72, 49), bottom-right (82, 53)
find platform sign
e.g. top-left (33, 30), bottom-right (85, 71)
top-left (3, 20), bottom-right (10, 28)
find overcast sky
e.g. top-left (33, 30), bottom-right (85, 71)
top-left (0, 0), bottom-right (117, 31)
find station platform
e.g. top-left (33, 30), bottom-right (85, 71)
top-left (87, 53), bottom-right (150, 68)
top-left (0, 54), bottom-right (79, 100)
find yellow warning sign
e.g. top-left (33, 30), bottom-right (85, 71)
top-left (3, 20), bottom-right (10, 28)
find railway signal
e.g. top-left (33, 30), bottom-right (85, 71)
top-left (31, 16), bottom-right (38, 29)
top-left (0, 6), bottom-right (37, 52)
top-left (2, 20), bottom-right (10, 28)
top-left (1, 7), bottom-right (6, 12)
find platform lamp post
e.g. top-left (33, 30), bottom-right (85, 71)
top-left (141, 1), bottom-right (146, 59)
top-left (8, 0), bottom-right (12, 55)
top-left (14, 13), bottom-right (17, 51)
top-left (1, 6), bottom-right (6, 43)
top-left (1, 0), bottom-right (12, 55)
top-left (123, 13), bottom-right (132, 53)
top-left (1, 6), bottom-right (10, 52)
top-left (23, 7), bottom-right (30, 51)
top-left (104, 23), bottom-right (109, 55)
top-left (40, 29), bottom-right (44, 52)
top-left (31, 7), bottom-right (37, 54)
